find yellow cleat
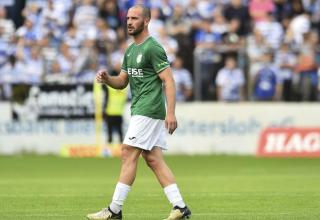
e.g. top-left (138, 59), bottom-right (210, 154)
top-left (164, 206), bottom-right (191, 220)
top-left (87, 207), bottom-right (122, 220)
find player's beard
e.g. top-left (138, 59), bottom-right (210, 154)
top-left (128, 21), bottom-right (144, 36)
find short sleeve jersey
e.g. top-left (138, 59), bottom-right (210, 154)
top-left (121, 36), bottom-right (170, 120)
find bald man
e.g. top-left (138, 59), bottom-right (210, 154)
top-left (87, 4), bottom-right (191, 220)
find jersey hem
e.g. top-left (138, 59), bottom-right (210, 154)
top-left (131, 113), bottom-right (165, 120)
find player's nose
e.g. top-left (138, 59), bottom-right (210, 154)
top-left (127, 18), bottom-right (132, 25)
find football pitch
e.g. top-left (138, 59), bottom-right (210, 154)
top-left (1, 155), bottom-right (320, 220)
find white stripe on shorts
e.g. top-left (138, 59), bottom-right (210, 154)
top-left (123, 115), bottom-right (167, 151)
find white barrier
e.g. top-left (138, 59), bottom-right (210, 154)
top-left (0, 102), bottom-right (319, 155)
top-left (170, 102), bottom-right (319, 155)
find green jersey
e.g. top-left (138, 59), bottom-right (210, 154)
top-left (121, 36), bottom-right (170, 120)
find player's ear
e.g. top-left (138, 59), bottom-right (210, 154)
top-left (144, 18), bottom-right (150, 26)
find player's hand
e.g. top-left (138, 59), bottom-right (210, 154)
top-left (96, 69), bottom-right (109, 84)
top-left (165, 113), bottom-right (177, 135)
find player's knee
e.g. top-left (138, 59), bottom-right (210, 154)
top-left (143, 154), bottom-right (160, 170)
top-left (121, 145), bottom-right (132, 162)
top-left (121, 145), bottom-right (139, 164)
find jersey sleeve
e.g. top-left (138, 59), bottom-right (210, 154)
top-left (121, 49), bottom-right (128, 73)
top-left (150, 44), bottom-right (170, 73)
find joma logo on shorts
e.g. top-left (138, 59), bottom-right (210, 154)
top-left (128, 68), bottom-right (143, 77)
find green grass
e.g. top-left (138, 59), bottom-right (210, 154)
top-left (0, 155), bottom-right (320, 220)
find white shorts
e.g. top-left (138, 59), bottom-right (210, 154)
top-left (123, 115), bottom-right (167, 151)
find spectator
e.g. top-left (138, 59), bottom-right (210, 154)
top-left (223, 0), bottom-right (250, 36)
top-left (166, 4), bottom-right (192, 46)
top-left (185, 0), bottom-right (201, 21)
top-left (16, 16), bottom-right (39, 47)
top-left (254, 12), bottom-right (284, 49)
top-left (73, 0), bottom-right (98, 38)
top-left (72, 33), bottom-right (97, 75)
top-left (52, 43), bottom-right (75, 75)
top-left (156, 27), bottom-right (178, 63)
top-left (0, 6), bottom-right (15, 42)
top-left (273, 0), bottom-right (291, 22)
top-left (166, 4), bottom-right (193, 70)
top-left (216, 56), bottom-right (245, 102)
top-left (21, 2), bottom-right (43, 40)
top-left (274, 42), bottom-right (297, 101)
top-left (75, 54), bottom-right (98, 83)
top-left (39, 33), bottom-right (59, 78)
top-left (307, 0), bottom-right (320, 37)
top-left (285, 11), bottom-right (311, 46)
top-left (247, 28), bottom-right (269, 99)
top-left (287, 0), bottom-right (305, 18)
top-left (253, 52), bottom-right (282, 101)
top-left (209, 7), bottom-right (229, 45)
top-left (157, 0), bottom-right (174, 21)
top-left (195, 6), bottom-right (230, 49)
top-left (148, 7), bottom-right (165, 38)
top-left (110, 40), bottom-right (127, 75)
top-left (295, 32), bottom-right (318, 101)
top-left (195, 20), bottom-right (220, 49)
top-left (0, 55), bottom-right (26, 99)
top-left (197, 0), bottom-right (216, 20)
top-left (249, 0), bottom-right (275, 23)
top-left (95, 17), bottom-right (117, 68)
top-left (16, 45), bottom-right (44, 84)
top-left (63, 24), bottom-right (82, 57)
top-left (223, 18), bottom-right (245, 49)
top-left (0, 54), bottom-right (25, 81)
top-left (22, 2), bottom-right (42, 21)
top-left (75, 38), bottom-right (98, 80)
top-left (25, 0), bottom-right (47, 9)
top-left (53, 0), bottom-right (73, 12)
top-left (96, 17), bottom-right (117, 50)
top-left (172, 56), bottom-right (193, 101)
top-left (0, 26), bottom-right (14, 70)
top-left (40, 0), bottom-right (70, 43)
top-left (98, 0), bottom-right (122, 31)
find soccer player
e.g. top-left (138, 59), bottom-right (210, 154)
top-left (87, 4), bottom-right (191, 220)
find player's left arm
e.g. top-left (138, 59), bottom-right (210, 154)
top-left (159, 67), bottom-right (177, 135)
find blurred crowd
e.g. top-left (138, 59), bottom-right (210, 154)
top-left (0, 0), bottom-right (319, 101)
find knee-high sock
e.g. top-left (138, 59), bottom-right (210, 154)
top-left (109, 182), bottom-right (131, 214)
top-left (164, 183), bottom-right (186, 208)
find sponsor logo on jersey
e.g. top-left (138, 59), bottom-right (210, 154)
top-left (257, 127), bottom-right (320, 157)
top-left (128, 68), bottom-right (144, 77)
top-left (136, 53), bottom-right (143, 63)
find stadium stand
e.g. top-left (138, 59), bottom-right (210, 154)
top-left (0, 0), bottom-right (319, 101)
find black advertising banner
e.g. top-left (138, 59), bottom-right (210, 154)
top-left (11, 84), bottom-right (95, 120)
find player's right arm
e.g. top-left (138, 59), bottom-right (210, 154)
top-left (96, 70), bottom-right (128, 90)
